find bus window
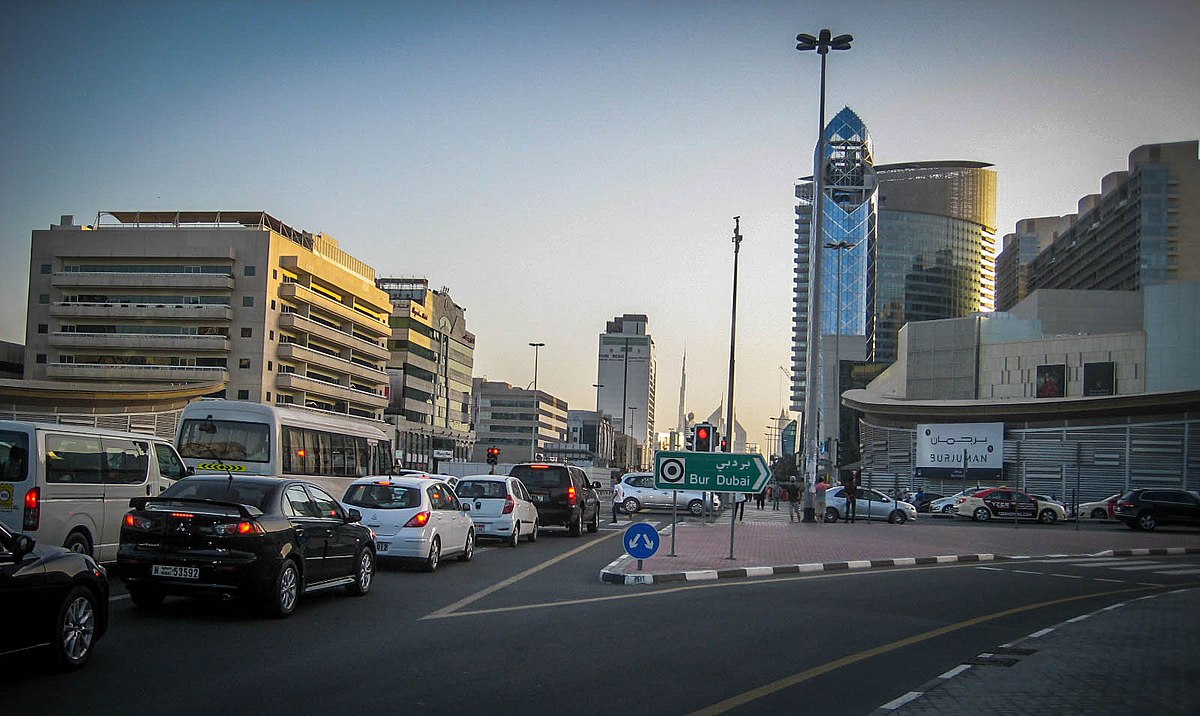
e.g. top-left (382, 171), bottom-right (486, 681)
top-left (178, 419), bottom-right (271, 463)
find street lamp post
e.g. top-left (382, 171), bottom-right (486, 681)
top-left (724, 217), bottom-right (743, 454)
top-left (797, 28), bottom-right (853, 522)
top-left (824, 240), bottom-right (857, 483)
top-left (626, 406), bottom-right (639, 470)
top-left (529, 342), bottom-right (545, 461)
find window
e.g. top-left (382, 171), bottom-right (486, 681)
top-left (241, 327), bottom-right (252, 338)
top-left (35, 354), bottom-right (47, 364)
top-left (306, 485), bottom-right (342, 519)
top-left (284, 485), bottom-right (318, 518)
top-left (268, 361), bottom-right (273, 370)
top-left (45, 434), bottom-right (102, 484)
top-left (242, 296), bottom-right (254, 307)
top-left (40, 264), bottom-right (51, 274)
top-left (103, 439), bottom-right (150, 484)
top-left (270, 300), bottom-right (276, 310)
top-left (153, 444), bottom-right (188, 481)
top-left (38, 294), bottom-right (49, 304)
top-left (244, 266), bottom-right (256, 277)
top-left (239, 359), bottom-right (251, 369)
top-left (237, 390), bottom-right (249, 400)
top-left (37, 324), bottom-right (48, 334)
top-left (0, 430), bottom-right (30, 481)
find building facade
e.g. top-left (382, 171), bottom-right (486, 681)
top-left (596, 314), bottom-right (656, 464)
top-left (566, 409), bottom-right (614, 467)
top-left (997, 141), bottom-right (1200, 308)
top-left (376, 277), bottom-right (476, 469)
top-left (24, 211), bottom-right (392, 421)
top-left (471, 379), bottom-right (568, 463)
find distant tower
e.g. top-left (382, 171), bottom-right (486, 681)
top-left (676, 350), bottom-right (687, 434)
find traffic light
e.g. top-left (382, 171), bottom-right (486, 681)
top-left (694, 423), bottom-right (713, 452)
top-left (486, 447), bottom-right (500, 465)
top-left (685, 430), bottom-right (695, 451)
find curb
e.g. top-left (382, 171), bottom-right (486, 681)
top-left (597, 546), bottom-right (1200, 585)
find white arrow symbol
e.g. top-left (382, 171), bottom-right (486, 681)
top-left (628, 533), bottom-right (655, 550)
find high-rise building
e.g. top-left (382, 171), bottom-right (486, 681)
top-left (997, 141), bottom-right (1200, 306)
top-left (471, 379), bottom-right (567, 462)
top-left (376, 277), bottom-right (476, 468)
top-left (24, 211), bottom-right (392, 420)
top-left (995, 217), bottom-right (1064, 312)
top-left (596, 314), bottom-right (656, 463)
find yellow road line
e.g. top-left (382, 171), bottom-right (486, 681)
top-left (686, 581), bottom-right (1197, 716)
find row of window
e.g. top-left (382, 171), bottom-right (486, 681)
top-left (279, 426), bottom-right (391, 477)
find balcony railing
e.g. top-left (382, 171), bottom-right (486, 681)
top-left (45, 363), bottom-right (229, 382)
top-left (52, 272), bottom-right (235, 290)
top-left (49, 332), bottom-right (229, 351)
top-left (49, 303), bottom-right (233, 321)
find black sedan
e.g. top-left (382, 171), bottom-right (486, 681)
top-left (117, 475), bottom-right (376, 618)
top-left (0, 521), bottom-right (109, 669)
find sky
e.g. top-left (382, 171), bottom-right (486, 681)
top-left (2, 1), bottom-right (1198, 452)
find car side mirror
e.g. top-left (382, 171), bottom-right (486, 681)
top-left (591, 481), bottom-right (601, 489)
top-left (462, 504), bottom-right (471, 512)
top-left (13, 533), bottom-right (35, 559)
top-left (185, 466), bottom-right (196, 476)
top-left (346, 508), bottom-right (362, 523)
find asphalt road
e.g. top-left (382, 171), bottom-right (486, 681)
top-left (6, 520), bottom-right (1199, 715)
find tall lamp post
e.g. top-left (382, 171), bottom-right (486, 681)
top-left (529, 342), bottom-right (545, 460)
top-left (626, 406), bottom-right (639, 470)
top-left (797, 28), bottom-right (853, 521)
top-left (724, 216), bottom-right (743, 453)
top-left (824, 240), bottom-right (857, 482)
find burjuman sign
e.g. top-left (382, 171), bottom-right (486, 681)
top-left (914, 423), bottom-right (1004, 480)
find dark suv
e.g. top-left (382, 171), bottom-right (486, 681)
top-left (510, 463), bottom-right (601, 537)
top-left (1113, 488), bottom-right (1200, 531)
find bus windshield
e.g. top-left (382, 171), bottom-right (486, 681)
top-left (178, 419), bottom-right (271, 463)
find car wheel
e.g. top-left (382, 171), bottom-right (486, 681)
top-left (526, 519), bottom-right (538, 542)
top-left (62, 530), bottom-right (92, 558)
top-left (127, 585), bottom-right (165, 610)
top-left (509, 523), bottom-right (521, 548)
top-left (267, 559), bottom-right (300, 618)
top-left (825, 507), bottom-right (840, 523)
top-left (53, 586), bottom-right (97, 669)
top-left (459, 530), bottom-right (475, 561)
top-left (1090, 508), bottom-right (1108, 519)
top-left (423, 537), bottom-right (441, 572)
top-left (888, 510), bottom-right (907, 524)
top-left (973, 507), bottom-right (991, 522)
top-left (1137, 512), bottom-right (1157, 531)
top-left (346, 548), bottom-right (375, 596)
top-left (569, 512), bottom-right (583, 537)
top-left (622, 497), bottom-right (641, 514)
top-left (687, 499), bottom-right (706, 516)
top-left (1038, 509), bottom-right (1058, 525)
top-left (588, 508), bottom-right (599, 533)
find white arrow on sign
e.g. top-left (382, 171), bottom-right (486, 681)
top-left (628, 533), bottom-right (656, 550)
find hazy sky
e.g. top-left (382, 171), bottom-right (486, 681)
top-left (2, 1), bottom-right (1197, 451)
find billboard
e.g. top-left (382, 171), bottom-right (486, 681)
top-left (1083, 362), bottom-right (1116, 396)
top-left (915, 423), bottom-right (1004, 480)
top-left (1036, 364), bottom-right (1066, 398)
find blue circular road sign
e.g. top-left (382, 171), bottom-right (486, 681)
top-left (623, 522), bottom-right (660, 560)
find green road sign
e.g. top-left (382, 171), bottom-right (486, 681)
top-left (654, 451), bottom-right (770, 493)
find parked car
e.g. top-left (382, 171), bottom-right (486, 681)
top-left (510, 463), bottom-right (602, 537)
top-left (952, 487), bottom-right (1067, 524)
top-left (1072, 493), bottom-right (1121, 520)
top-left (118, 475), bottom-right (375, 617)
top-left (455, 475), bottom-right (539, 546)
top-left (912, 491), bottom-right (944, 513)
top-left (616, 472), bottom-right (721, 516)
top-left (342, 476), bottom-right (474, 571)
top-left (1113, 489), bottom-right (1200, 531)
top-left (928, 487), bottom-right (986, 514)
top-left (825, 486), bottom-right (918, 524)
top-left (0, 521), bottom-right (108, 668)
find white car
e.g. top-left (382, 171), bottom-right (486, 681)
top-left (455, 475), bottom-right (539, 547)
top-left (341, 476), bottom-right (474, 572)
top-left (616, 472), bottom-right (721, 516)
top-left (825, 486), bottom-right (918, 524)
top-left (928, 487), bottom-right (987, 514)
top-left (1073, 493), bottom-right (1119, 520)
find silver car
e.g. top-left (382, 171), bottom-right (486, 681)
top-left (825, 486), bottom-right (918, 524)
top-left (617, 472), bottom-right (720, 516)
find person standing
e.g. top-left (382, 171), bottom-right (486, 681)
top-left (786, 478), bottom-right (802, 523)
top-left (814, 476), bottom-right (829, 523)
top-left (843, 472), bottom-right (858, 523)
top-left (611, 478), bottom-right (626, 524)
top-left (771, 483), bottom-right (781, 511)
top-left (755, 485), bottom-right (767, 510)
top-left (733, 490), bottom-right (747, 521)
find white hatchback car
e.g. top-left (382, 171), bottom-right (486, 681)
top-left (616, 472), bottom-right (721, 516)
top-left (340, 476), bottom-right (474, 572)
top-left (454, 475), bottom-right (539, 547)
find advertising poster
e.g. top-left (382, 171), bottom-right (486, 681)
top-left (1083, 362), bottom-right (1116, 396)
top-left (1036, 364), bottom-right (1066, 398)
top-left (915, 423), bottom-right (1004, 480)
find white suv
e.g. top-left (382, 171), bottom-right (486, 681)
top-left (617, 472), bottom-right (720, 516)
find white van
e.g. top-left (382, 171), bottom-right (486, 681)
top-left (0, 421), bottom-right (190, 562)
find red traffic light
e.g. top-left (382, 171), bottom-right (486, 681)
top-left (697, 427), bottom-right (709, 440)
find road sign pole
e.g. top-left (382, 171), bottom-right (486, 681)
top-left (727, 494), bottom-right (737, 560)
top-left (670, 490), bottom-right (677, 557)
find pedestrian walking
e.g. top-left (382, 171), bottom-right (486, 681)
top-left (771, 484), bottom-right (781, 510)
top-left (814, 476), bottom-right (829, 523)
top-left (786, 479), bottom-right (802, 523)
top-left (843, 472), bottom-right (858, 523)
top-left (611, 478), bottom-right (626, 524)
top-left (734, 491), bottom-right (747, 521)
top-left (755, 485), bottom-right (767, 510)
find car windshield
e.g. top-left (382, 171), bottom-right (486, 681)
top-left (343, 483), bottom-right (421, 509)
top-left (161, 479), bottom-right (275, 510)
top-left (457, 480), bottom-right (507, 498)
top-left (510, 465), bottom-right (570, 489)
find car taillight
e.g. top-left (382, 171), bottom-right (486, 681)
top-left (568, 485), bottom-right (577, 506)
top-left (213, 520), bottom-right (265, 536)
top-left (404, 511), bottom-right (431, 528)
top-left (23, 487), bottom-right (40, 530)
top-left (124, 513), bottom-right (154, 530)
top-left (502, 495), bottom-right (515, 514)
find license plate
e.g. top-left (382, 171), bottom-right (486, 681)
top-left (152, 564), bottom-right (198, 579)
top-left (376, 542), bottom-right (389, 552)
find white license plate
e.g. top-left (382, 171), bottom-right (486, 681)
top-left (376, 542), bottom-right (389, 552)
top-left (152, 564), bottom-right (199, 579)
